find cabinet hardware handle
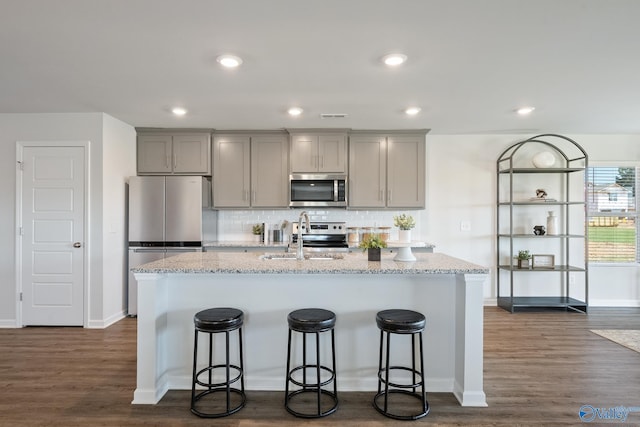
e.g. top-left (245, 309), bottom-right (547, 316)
top-left (388, 190), bottom-right (392, 201)
top-left (173, 155), bottom-right (177, 169)
top-left (73, 242), bottom-right (82, 248)
top-left (320, 156), bottom-right (324, 169)
top-left (165, 155), bottom-right (170, 169)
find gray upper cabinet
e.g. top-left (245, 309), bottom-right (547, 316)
top-left (289, 131), bottom-right (347, 173)
top-left (137, 132), bottom-right (211, 175)
top-left (213, 132), bottom-right (289, 208)
top-left (349, 131), bottom-right (426, 209)
top-left (212, 135), bottom-right (250, 207)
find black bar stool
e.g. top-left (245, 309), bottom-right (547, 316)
top-left (190, 307), bottom-right (246, 418)
top-left (284, 308), bottom-right (338, 418)
top-left (374, 309), bottom-right (429, 420)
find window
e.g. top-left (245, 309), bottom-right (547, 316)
top-left (587, 166), bottom-right (639, 263)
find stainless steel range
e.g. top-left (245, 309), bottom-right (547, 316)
top-left (291, 221), bottom-right (348, 252)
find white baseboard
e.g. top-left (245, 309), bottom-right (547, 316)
top-left (87, 310), bottom-right (127, 329)
top-left (0, 319), bottom-right (18, 328)
top-left (589, 299), bottom-right (640, 307)
top-left (168, 374), bottom-right (454, 393)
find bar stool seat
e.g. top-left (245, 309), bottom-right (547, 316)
top-left (191, 307), bottom-right (246, 418)
top-left (374, 309), bottom-right (429, 420)
top-left (285, 308), bottom-right (338, 418)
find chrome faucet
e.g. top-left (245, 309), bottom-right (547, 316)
top-left (296, 211), bottom-right (310, 260)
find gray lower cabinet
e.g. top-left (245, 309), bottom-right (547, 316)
top-left (349, 131), bottom-right (427, 208)
top-left (213, 132), bottom-right (289, 208)
top-left (137, 132), bottom-right (211, 175)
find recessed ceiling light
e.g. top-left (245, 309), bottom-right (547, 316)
top-left (382, 53), bottom-right (408, 66)
top-left (288, 107), bottom-right (303, 116)
top-left (216, 54), bottom-right (243, 68)
top-left (171, 107), bottom-right (187, 116)
top-left (516, 106), bottom-right (535, 115)
top-left (405, 107), bottom-right (421, 116)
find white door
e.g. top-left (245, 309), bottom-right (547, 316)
top-left (20, 146), bottom-right (85, 326)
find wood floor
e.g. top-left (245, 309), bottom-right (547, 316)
top-left (1, 306), bottom-right (639, 426)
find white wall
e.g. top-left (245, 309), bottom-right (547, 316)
top-left (99, 114), bottom-right (137, 327)
top-left (0, 113), bottom-right (136, 327)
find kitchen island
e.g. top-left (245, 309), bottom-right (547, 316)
top-left (131, 251), bottom-right (489, 407)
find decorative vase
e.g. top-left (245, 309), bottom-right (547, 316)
top-left (398, 229), bottom-right (411, 242)
top-left (517, 259), bottom-right (530, 269)
top-left (368, 248), bottom-right (381, 261)
top-left (546, 211), bottom-right (558, 235)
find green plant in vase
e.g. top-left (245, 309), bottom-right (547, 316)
top-left (393, 214), bottom-right (415, 242)
top-left (359, 234), bottom-right (388, 261)
top-left (516, 250), bottom-right (531, 269)
top-left (252, 223), bottom-right (264, 242)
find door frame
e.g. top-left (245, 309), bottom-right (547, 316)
top-left (15, 141), bottom-right (91, 327)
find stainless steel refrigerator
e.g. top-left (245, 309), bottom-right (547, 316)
top-left (127, 176), bottom-right (212, 315)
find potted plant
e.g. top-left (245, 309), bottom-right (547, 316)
top-left (393, 214), bottom-right (416, 242)
top-left (252, 223), bottom-right (264, 243)
top-left (516, 250), bottom-right (531, 269)
top-left (359, 234), bottom-right (388, 261)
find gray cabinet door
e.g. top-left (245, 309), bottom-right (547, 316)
top-left (251, 135), bottom-right (289, 207)
top-left (387, 135), bottom-right (425, 208)
top-left (318, 134), bottom-right (347, 173)
top-left (172, 134), bottom-right (211, 174)
top-left (348, 135), bottom-right (386, 208)
top-left (137, 132), bottom-right (211, 175)
top-left (290, 132), bottom-right (347, 173)
top-left (213, 135), bottom-right (250, 207)
top-left (290, 134), bottom-right (317, 173)
top-left (137, 135), bottom-right (173, 174)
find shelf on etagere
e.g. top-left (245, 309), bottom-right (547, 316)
top-left (497, 234), bottom-right (585, 238)
top-left (498, 265), bottom-right (586, 272)
top-left (497, 296), bottom-right (587, 313)
top-left (498, 167), bottom-right (585, 174)
top-left (498, 201), bottom-right (586, 206)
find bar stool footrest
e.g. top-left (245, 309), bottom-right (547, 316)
top-left (373, 389), bottom-right (430, 420)
top-left (195, 364), bottom-right (243, 388)
top-left (285, 389), bottom-right (338, 418)
top-left (377, 365), bottom-right (424, 389)
top-left (287, 364), bottom-right (335, 388)
top-left (191, 388), bottom-right (247, 418)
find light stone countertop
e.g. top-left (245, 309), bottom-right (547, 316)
top-left (132, 251), bottom-right (488, 275)
top-left (203, 240), bottom-right (436, 249)
top-left (203, 240), bottom-right (289, 249)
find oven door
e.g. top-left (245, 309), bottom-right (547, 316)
top-left (291, 234), bottom-right (349, 251)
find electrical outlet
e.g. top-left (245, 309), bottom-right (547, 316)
top-left (569, 274), bottom-right (576, 285)
top-left (460, 221), bottom-right (471, 232)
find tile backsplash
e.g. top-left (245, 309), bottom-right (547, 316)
top-left (215, 208), bottom-right (425, 241)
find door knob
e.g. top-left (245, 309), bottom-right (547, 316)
top-left (73, 242), bottom-right (82, 248)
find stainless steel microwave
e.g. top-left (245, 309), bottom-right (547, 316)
top-left (289, 174), bottom-right (347, 207)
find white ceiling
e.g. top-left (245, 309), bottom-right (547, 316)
top-left (2, 0), bottom-right (639, 134)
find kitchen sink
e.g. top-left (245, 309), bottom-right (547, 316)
top-left (260, 253), bottom-right (344, 261)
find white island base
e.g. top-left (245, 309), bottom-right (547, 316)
top-left (132, 252), bottom-right (488, 407)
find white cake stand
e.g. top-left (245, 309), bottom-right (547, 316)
top-left (386, 241), bottom-right (426, 262)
